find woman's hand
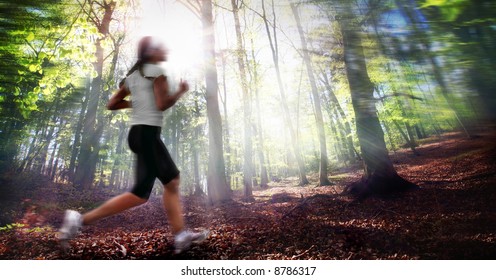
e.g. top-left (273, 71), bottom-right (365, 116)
top-left (107, 86), bottom-right (131, 110)
top-left (153, 76), bottom-right (189, 111)
top-left (178, 79), bottom-right (189, 94)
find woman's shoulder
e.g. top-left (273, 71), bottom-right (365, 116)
top-left (143, 63), bottom-right (166, 77)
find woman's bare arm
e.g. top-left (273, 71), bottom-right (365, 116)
top-left (153, 75), bottom-right (189, 111)
top-left (107, 86), bottom-right (131, 110)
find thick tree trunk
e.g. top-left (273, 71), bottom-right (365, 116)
top-left (74, 1), bottom-right (115, 190)
top-left (339, 11), bottom-right (417, 197)
top-left (201, 0), bottom-right (231, 204)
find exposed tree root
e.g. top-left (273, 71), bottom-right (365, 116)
top-left (344, 172), bottom-right (419, 199)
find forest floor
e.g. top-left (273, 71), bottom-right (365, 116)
top-left (0, 130), bottom-right (495, 260)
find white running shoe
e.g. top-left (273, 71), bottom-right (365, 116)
top-left (174, 230), bottom-right (210, 254)
top-left (58, 210), bottom-right (83, 249)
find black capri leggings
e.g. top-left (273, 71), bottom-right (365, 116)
top-left (127, 125), bottom-right (180, 199)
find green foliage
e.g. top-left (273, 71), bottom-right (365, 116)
top-left (0, 223), bottom-right (25, 232)
top-left (420, 0), bottom-right (470, 22)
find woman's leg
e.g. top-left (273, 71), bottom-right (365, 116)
top-left (163, 175), bottom-right (209, 254)
top-left (82, 192), bottom-right (147, 225)
top-left (162, 175), bottom-right (184, 234)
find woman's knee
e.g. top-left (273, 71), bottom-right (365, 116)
top-left (164, 176), bottom-right (180, 193)
top-left (128, 192), bottom-right (149, 205)
top-left (137, 196), bottom-right (149, 205)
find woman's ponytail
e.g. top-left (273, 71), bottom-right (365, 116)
top-left (119, 36), bottom-right (155, 86)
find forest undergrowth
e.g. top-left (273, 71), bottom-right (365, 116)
top-left (0, 131), bottom-right (495, 260)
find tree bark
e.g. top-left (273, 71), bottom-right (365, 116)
top-left (74, 0), bottom-right (116, 190)
top-left (231, 0), bottom-right (253, 200)
top-left (201, 0), bottom-right (231, 204)
top-left (291, 3), bottom-right (332, 186)
top-left (192, 96), bottom-right (204, 195)
top-left (260, 0), bottom-right (308, 186)
top-left (109, 121), bottom-right (126, 188)
top-left (338, 9), bottom-right (417, 197)
top-left (319, 70), bottom-right (356, 161)
top-left (246, 12), bottom-right (269, 188)
top-left (219, 51), bottom-right (232, 187)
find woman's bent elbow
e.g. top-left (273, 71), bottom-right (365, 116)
top-left (157, 101), bottom-right (173, 111)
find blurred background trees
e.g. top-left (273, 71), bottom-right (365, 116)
top-left (1, 0), bottom-right (494, 201)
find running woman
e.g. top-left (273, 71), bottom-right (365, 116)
top-left (58, 36), bottom-right (208, 254)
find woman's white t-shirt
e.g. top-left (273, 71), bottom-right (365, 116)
top-left (124, 64), bottom-right (165, 127)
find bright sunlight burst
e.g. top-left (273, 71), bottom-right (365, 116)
top-left (137, 0), bottom-right (203, 76)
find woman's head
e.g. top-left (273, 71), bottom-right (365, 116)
top-left (137, 36), bottom-right (167, 63)
top-left (123, 37), bottom-right (168, 79)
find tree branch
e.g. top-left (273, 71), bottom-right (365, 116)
top-left (375, 92), bottom-right (424, 102)
top-left (175, 0), bottom-right (202, 20)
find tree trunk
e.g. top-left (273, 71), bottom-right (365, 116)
top-left (110, 121), bottom-right (126, 188)
top-left (322, 91), bottom-right (351, 163)
top-left (0, 96), bottom-right (25, 172)
top-left (47, 135), bottom-right (58, 178)
top-left (219, 51), bottom-right (232, 187)
top-left (231, 0), bottom-right (253, 200)
top-left (375, 87), bottom-right (419, 155)
top-left (339, 9), bottom-right (417, 198)
top-left (260, 0), bottom-right (308, 186)
top-left (291, 3), bottom-right (332, 186)
top-left (201, 0), bottom-right (231, 204)
top-left (19, 117), bottom-right (41, 173)
top-left (41, 98), bottom-right (61, 175)
top-left (69, 77), bottom-right (89, 181)
top-left (192, 98), bottom-right (203, 195)
top-left (249, 37), bottom-right (269, 188)
top-left (74, 1), bottom-right (115, 190)
top-left (319, 70), bottom-right (356, 162)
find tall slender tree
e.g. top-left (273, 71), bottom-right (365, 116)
top-left (291, 3), bottom-right (332, 186)
top-left (230, 0), bottom-right (254, 200)
top-left (258, 0), bottom-right (309, 185)
top-left (248, 37), bottom-right (270, 188)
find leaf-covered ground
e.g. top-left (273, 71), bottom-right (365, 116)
top-left (1, 131), bottom-right (495, 260)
